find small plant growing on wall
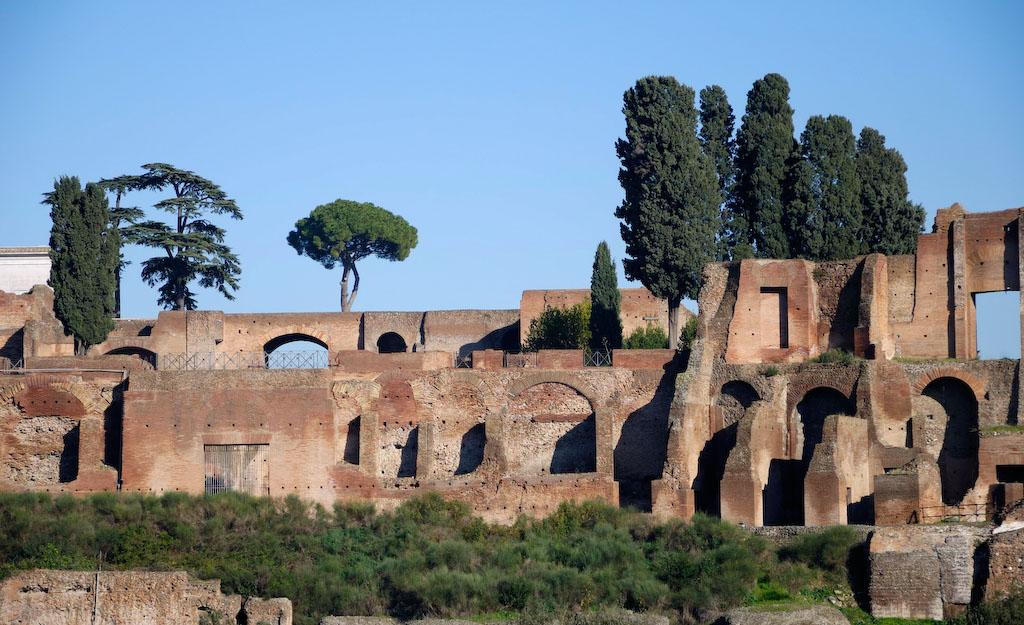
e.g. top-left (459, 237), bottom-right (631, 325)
top-left (764, 366), bottom-right (779, 377)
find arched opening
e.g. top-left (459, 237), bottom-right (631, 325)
top-left (764, 387), bottom-right (854, 525)
top-left (505, 382), bottom-right (596, 476)
top-left (377, 332), bottom-right (407, 354)
top-left (432, 384), bottom-right (488, 476)
top-left (262, 333), bottom-right (328, 369)
top-left (104, 346), bottom-right (157, 368)
top-left (696, 381), bottom-right (760, 516)
top-left (920, 377), bottom-right (979, 505)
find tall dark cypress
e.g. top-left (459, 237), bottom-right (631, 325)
top-left (616, 76), bottom-right (720, 348)
top-left (699, 85), bottom-right (738, 260)
top-left (856, 127), bottom-right (925, 255)
top-left (794, 115), bottom-right (862, 260)
top-left (733, 73), bottom-right (797, 259)
top-left (43, 177), bottom-right (118, 353)
top-left (589, 241), bottom-right (622, 350)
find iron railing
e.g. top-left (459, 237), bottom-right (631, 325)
top-left (0, 358), bottom-right (24, 373)
top-left (918, 502), bottom-right (995, 523)
top-left (584, 349), bottom-right (612, 367)
top-left (454, 353), bottom-right (473, 369)
top-left (503, 351), bottom-right (538, 368)
top-left (160, 350), bottom-right (328, 371)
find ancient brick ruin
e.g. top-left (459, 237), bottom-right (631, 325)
top-left (1, 204), bottom-right (1023, 534)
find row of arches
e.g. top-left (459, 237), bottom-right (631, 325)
top-left (697, 373), bottom-right (981, 525)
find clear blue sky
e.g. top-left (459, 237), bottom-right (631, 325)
top-left (2, 2), bottom-right (1022, 355)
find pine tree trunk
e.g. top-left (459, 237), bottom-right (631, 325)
top-left (340, 265), bottom-right (351, 312)
top-left (667, 300), bottom-right (681, 350)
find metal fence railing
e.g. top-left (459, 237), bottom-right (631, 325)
top-left (0, 358), bottom-right (24, 373)
top-left (918, 502), bottom-right (995, 523)
top-left (454, 354), bottom-right (473, 369)
top-left (503, 351), bottom-right (538, 368)
top-left (160, 350), bottom-right (328, 371)
top-left (584, 349), bottom-right (612, 367)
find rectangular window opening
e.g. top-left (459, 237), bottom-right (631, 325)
top-left (996, 465), bottom-right (1024, 484)
top-left (974, 291), bottom-right (1021, 359)
top-left (204, 444), bottom-right (269, 495)
top-left (760, 287), bottom-right (789, 349)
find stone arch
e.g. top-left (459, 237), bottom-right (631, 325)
top-left (917, 376), bottom-right (979, 505)
top-left (501, 373), bottom-right (603, 477)
top-left (262, 332), bottom-right (329, 354)
top-left (104, 346), bottom-right (157, 368)
top-left (764, 386), bottom-right (856, 526)
top-left (695, 380), bottom-right (761, 517)
top-left (415, 372), bottom-right (495, 477)
top-left (377, 332), bottom-right (408, 353)
top-left (505, 372), bottom-right (600, 409)
top-left (912, 366), bottom-right (986, 399)
top-left (3, 377), bottom-right (97, 486)
top-left (372, 371), bottom-right (420, 478)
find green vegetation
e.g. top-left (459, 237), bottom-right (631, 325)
top-left (764, 366), bottom-right (779, 377)
top-left (3, 492), bottom-right (1019, 625)
top-left (978, 424), bottom-right (1024, 435)
top-left (524, 301), bottom-right (591, 351)
top-left (616, 76), bottom-right (721, 349)
top-left (808, 348), bottom-right (857, 366)
top-left (0, 492), bottom-right (881, 625)
top-left (679, 316), bottom-right (698, 351)
top-left (624, 324), bottom-right (668, 350)
top-left (589, 241), bottom-right (623, 350)
top-left (733, 73), bottom-right (796, 260)
top-left (99, 163), bottom-right (243, 311)
top-left (287, 199), bottom-right (418, 312)
top-left (42, 176), bottom-right (119, 353)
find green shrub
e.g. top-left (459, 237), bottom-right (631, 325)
top-left (524, 301), bottom-right (591, 351)
top-left (779, 526), bottom-right (860, 576)
top-left (764, 366), bottom-right (779, 377)
top-left (679, 316), bottom-right (698, 350)
top-left (624, 324), bottom-right (668, 349)
top-left (808, 348), bottom-right (856, 365)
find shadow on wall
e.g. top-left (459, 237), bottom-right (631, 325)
top-left (458, 322), bottom-right (520, 357)
top-left (59, 425), bottom-right (79, 483)
top-left (455, 423), bottom-right (485, 475)
top-left (614, 369), bottom-right (679, 512)
top-left (551, 416), bottom-right (596, 474)
top-left (924, 377), bottom-right (979, 505)
top-left (397, 427), bottom-right (418, 478)
top-left (694, 380), bottom-right (760, 516)
top-left (344, 417), bottom-right (360, 465)
top-left (763, 387), bottom-right (855, 526)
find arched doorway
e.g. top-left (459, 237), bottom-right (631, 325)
top-left (262, 333), bottom-right (328, 369)
top-left (377, 332), bottom-right (407, 354)
top-left (505, 382), bottom-right (596, 476)
top-left (764, 387), bottom-right (854, 525)
top-left (920, 377), bottom-right (979, 505)
top-left (696, 380), bottom-right (760, 516)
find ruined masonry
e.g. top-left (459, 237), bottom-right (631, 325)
top-left (0, 203), bottom-right (1022, 530)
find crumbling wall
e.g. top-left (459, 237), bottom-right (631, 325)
top-left (869, 525), bottom-right (989, 620)
top-left (0, 569), bottom-right (291, 625)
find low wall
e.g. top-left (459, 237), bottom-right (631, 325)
top-left (0, 569), bottom-right (291, 625)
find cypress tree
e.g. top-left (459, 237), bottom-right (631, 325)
top-left (794, 115), bottom-right (862, 261)
top-left (615, 76), bottom-right (720, 349)
top-left (856, 127), bottom-right (925, 255)
top-left (733, 73), bottom-right (797, 259)
top-left (588, 241), bottom-right (622, 350)
top-left (698, 85), bottom-right (738, 260)
top-left (43, 177), bottom-right (118, 353)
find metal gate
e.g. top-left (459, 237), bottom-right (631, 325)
top-left (204, 444), bottom-right (269, 495)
